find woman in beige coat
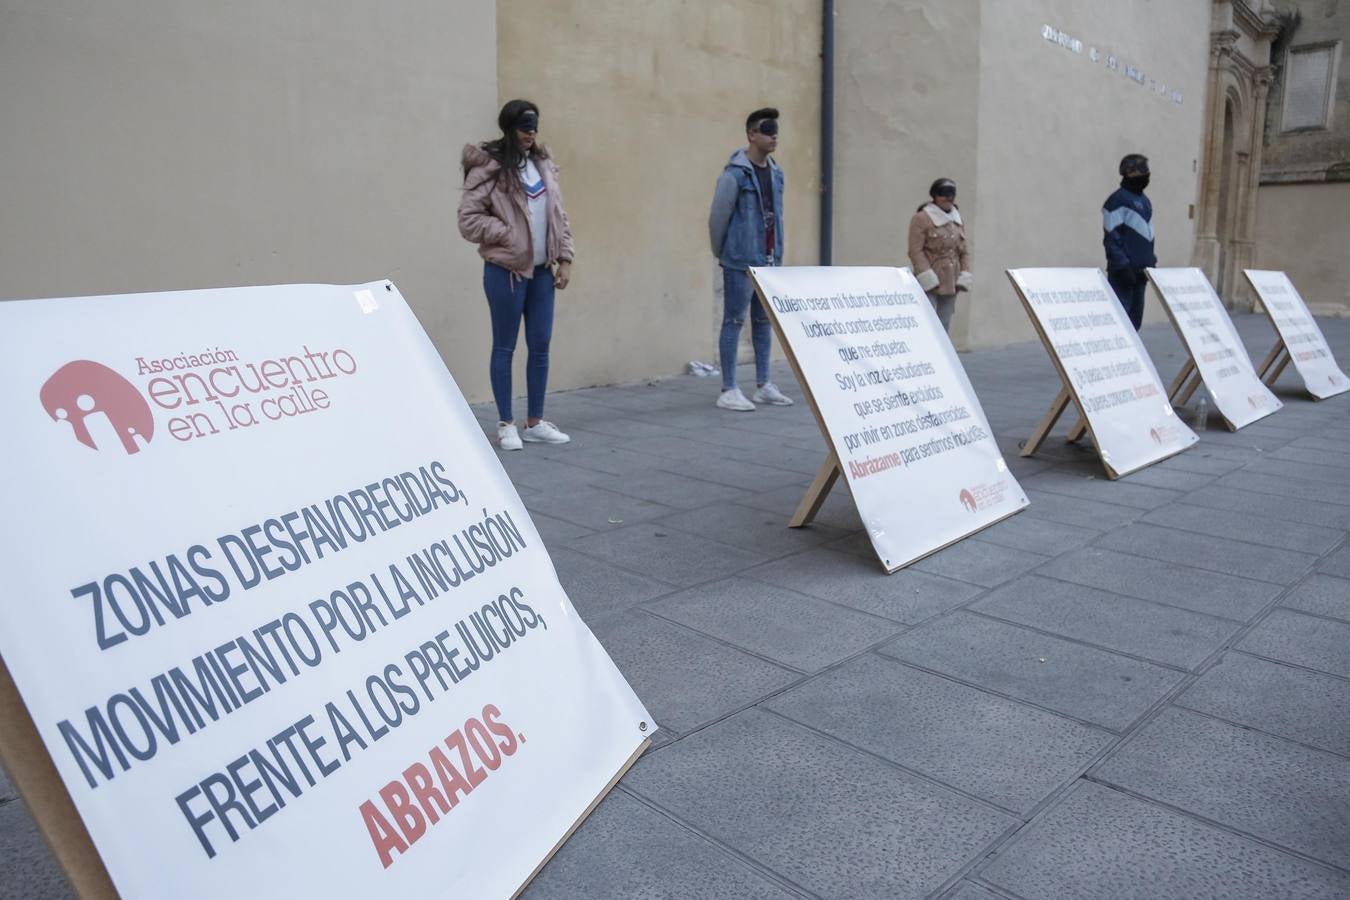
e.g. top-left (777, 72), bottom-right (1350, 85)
top-left (458, 99), bottom-right (575, 451)
top-left (907, 177), bottom-right (971, 333)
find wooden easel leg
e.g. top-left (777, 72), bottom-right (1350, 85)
top-left (1256, 340), bottom-right (1285, 379)
top-left (1264, 349), bottom-right (1291, 387)
top-left (1021, 387), bottom-right (1071, 458)
top-left (790, 456), bottom-right (841, 528)
top-left (1175, 371), bottom-right (1205, 407)
top-left (1066, 418), bottom-right (1087, 443)
top-left (1166, 359), bottom-right (1197, 404)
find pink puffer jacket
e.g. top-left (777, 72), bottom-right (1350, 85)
top-left (457, 143), bottom-right (575, 278)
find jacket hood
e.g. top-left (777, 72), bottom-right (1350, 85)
top-left (461, 142), bottom-right (496, 171)
top-left (725, 148), bottom-right (779, 172)
top-left (922, 202), bottom-right (963, 228)
top-left (462, 141), bottom-right (552, 171)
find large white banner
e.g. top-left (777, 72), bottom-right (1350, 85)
top-left (1243, 269), bottom-right (1350, 400)
top-left (1147, 267), bottom-right (1282, 429)
top-left (0, 282), bottom-right (652, 899)
top-left (1008, 268), bottom-right (1198, 477)
top-left (750, 266), bottom-right (1027, 572)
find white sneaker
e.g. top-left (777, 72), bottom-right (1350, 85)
top-left (522, 420), bottom-right (571, 444)
top-left (753, 382), bottom-right (794, 406)
top-left (716, 387), bottom-right (756, 411)
top-left (497, 421), bottom-right (522, 451)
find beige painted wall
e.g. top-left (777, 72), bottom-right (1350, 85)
top-left (495, 0), bottom-right (821, 390)
top-left (1256, 181), bottom-right (1350, 316)
top-left (969, 0), bottom-right (1211, 348)
top-left (833, 0), bottom-right (982, 339)
top-left (0, 1), bottom-right (499, 394)
top-left (836, 0), bottom-right (1210, 349)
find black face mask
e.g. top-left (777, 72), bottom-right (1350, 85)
top-left (1123, 173), bottom-right (1150, 193)
top-left (755, 118), bottom-right (778, 137)
top-left (515, 111), bottom-right (539, 133)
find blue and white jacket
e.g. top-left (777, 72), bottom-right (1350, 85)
top-left (1102, 183), bottom-right (1156, 272)
top-left (708, 149), bottom-right (785, 271)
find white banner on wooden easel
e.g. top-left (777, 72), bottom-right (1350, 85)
top-left (749, 265), bottom-right (1027, 573)
top-left (1008, 268), bottom-right (1198, 477)
top-left (1243, 269), bottom-right (1350, 400)
top-left (0, 281), bottom-right (652, 899)
top-left (1147, 267), bottom-right (1282, 429)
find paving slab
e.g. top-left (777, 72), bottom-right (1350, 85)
top-left (1036, 547), bottom-right (1280, 621)
top-left (1093, 707), bottom-right (1350, 870)
top-left (592, 608), bottom-right (800, 737)
top-left (644, 577), bottom-right (902, 673)
top-left (625, 709), bottom-right (1016, 899)
top-left (1218, 469), bottom-right (1350, 508)
top-left (980, 780), bottom-right (1350, 900)
top-left (1282, 574), bottom-right (1350, 621)
top-left (522, 480), bottom-right (679, 531)
top-left (879, 612), bottom-right (1184, 731)
top-left (743, 547), bottom-right (983, 624)
top-left (1093, 522), bottom-right (1316, 585)
top-left (1019, 489), bottom-right (1147, 530)
top-left (974, 575), bottom-right (1243, 669)
top-left (525, 790), bottom-right (796, 899)
top-left (1180, 484), bottom-right (1350, 530)
top-left (568, 524), bottom-right (768, 588)
top-left (1140, 502), bottom-right (1345, 554)
top-left (1021, 470), bottom-right (1182, 510)
top-left (1318, 545), bottom-right (1350, 579)
top-left (656, 501), bottom-right (847, 558)
top-left (911, 539), bottom-right (1050, 588)
top-left (1239, 608), bottom-right (1350, 678)
top-left (604, 468), bottom-right (754, 510)
top-left (0, 802), bottom-right (74, 900)
top-left (546, 546), bottom-right (674, 622)
top-left (1178, 652), bottom-right (1350, 757)
top-left (766, 654), bottom-right (1112, 813)
top-left (970, 514), bottom-right (1103, 555)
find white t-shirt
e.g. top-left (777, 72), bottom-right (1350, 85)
top-left (519, 158), bottom-right (549, 267)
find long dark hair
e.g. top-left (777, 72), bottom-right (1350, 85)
top-left (466, 99), bottom-right (540, 189)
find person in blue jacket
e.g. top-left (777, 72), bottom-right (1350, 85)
top-left (707, 107), bottom-right (793, 411)
top-left (1102, 153), bottom-right (1156, 330)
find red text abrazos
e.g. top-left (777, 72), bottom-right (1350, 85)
top-left (361, 704), bottom-right (521, 869)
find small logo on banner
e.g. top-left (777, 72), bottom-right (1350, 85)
top-left (959, 480), bottom-right (1008, 512)
top-left (40, 360), bottom-right (154, 454)
top-left (1149, 423), bottom-right (1184, 446)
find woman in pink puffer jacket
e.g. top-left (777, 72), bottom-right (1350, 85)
top-left (458, 99), bottom-right (576, 451)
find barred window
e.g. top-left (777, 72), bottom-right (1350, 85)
top-left (1281, 43), bottom-right (1340, 132)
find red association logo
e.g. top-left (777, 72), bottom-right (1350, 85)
top-left (959, 481), bottom-right (1007, 512)
top-left (40, 360), bottom-right (154, 454)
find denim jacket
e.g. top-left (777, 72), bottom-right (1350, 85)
top-left (708, 149), bottom-right (785, 271)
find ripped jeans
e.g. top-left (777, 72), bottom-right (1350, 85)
top-left (719, 266), bottom-right (772, 391)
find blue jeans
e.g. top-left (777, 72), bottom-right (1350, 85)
top-left (1108, 270), bottom-right (1146, 331)
top-left (719, 267), bottom-right (772, 391)
top-left (484, 263), bottom-right (555, 422)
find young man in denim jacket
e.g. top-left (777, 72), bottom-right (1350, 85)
top-left (707, 108), bottom-right (794, 411)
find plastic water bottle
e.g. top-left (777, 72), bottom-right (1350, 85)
top-left (1195, 391), bottom-right (1209, 431)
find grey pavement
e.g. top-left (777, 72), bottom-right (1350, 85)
top-left (5, 313), bottom-right (1350, 898)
